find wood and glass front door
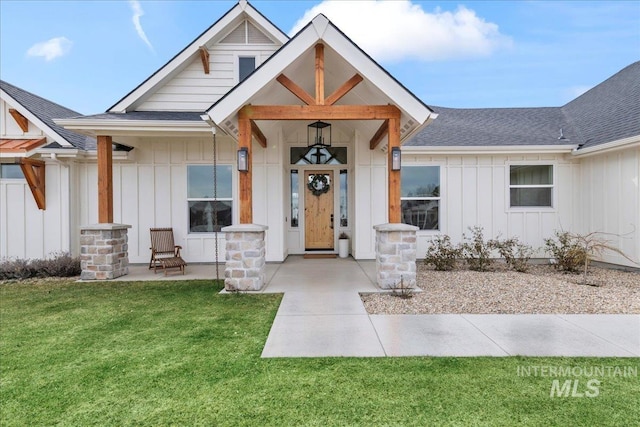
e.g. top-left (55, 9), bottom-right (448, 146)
top-left (305, 170), bottom-right (334, 250)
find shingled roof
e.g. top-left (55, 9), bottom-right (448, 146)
top-left (0, 80), bottom-right (93, 151)
top-left (407, 61), bottom-right (640, 150)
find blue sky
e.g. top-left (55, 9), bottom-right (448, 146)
top-left (1, 1), bottom-right (638, 115)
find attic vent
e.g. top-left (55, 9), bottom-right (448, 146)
top-left (220, 20), bottom-right (275, 45)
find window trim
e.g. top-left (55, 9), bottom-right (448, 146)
top-left (400, 164), bottom-right (442, 232)
top-left (507, 162), bottom-right (556, 211)
top-left (186, 164), bottom-right (234, 234)
top-left (235, 53), bottom-right (260, 84)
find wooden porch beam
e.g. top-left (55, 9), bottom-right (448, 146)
top-left (369, 119), bottom-right (389, 150)
top-left (9, 109), bottom-right (29, 132)
top-left (276, 74), bottom-right (315, 106)
top-left (239, 104), bottom-right (401, 121)
top-left (325, 74), bottom-right (364, 106)
top-left (315, 43), bottom-right (325, 105)
top-left (97, 135), bottom-right (113, 223)
top-left (250, 120), bottom-right (267, 148)
top-left (238, 117), bottom-right (253, 224)
top-left (388, 117), bottom-right (401, 223)
top-left (199, 46), bottom-right (210, 74)
top-left (19, 158), bottom-right (45, 210)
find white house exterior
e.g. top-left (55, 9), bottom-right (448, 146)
top-left (2, 1), bottom-right (638, 279)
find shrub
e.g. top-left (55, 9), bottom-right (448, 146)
top-left (544, 231), bottom-right (587, 273)
top-left (460, 226), bottom-right (496, 271)
top-left (424, 235), bottom-right (462, 271)
top-left (0, 252), bottom-right (81, 280)
top-left (491, 236), bottom-right (533, 272)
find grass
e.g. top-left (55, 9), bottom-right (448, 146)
top-left (1, 279), bottom-right (638, 426)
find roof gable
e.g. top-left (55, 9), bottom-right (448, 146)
top-left (205, 14), bottom-right (435, 142)
top-left (109, 0), bottom-right (288, 113)
top-left (0, 80), bottom-right (90, 150)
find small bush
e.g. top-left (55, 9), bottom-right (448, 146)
top-left (544, 231), bottom-right (587, 273)
top-left (0, 252), bottom-right (81, 280)
top-left (492, 236), bottom-right (533, 272)
top-left (424, 235), bottom-right (462, 271)
top-left (460, 226), bottom-right (496, 271)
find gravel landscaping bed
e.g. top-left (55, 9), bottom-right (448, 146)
top-left (362, 264), bottom-right (640, 314)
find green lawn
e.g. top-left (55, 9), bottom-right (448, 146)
top-left (1, 280), bottom-right (638, 426)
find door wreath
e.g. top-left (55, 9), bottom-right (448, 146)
top-left (307, 174), bottom-right (330, 196)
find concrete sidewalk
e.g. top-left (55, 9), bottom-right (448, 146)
top-left (260, 257), bottom-right (640, 358)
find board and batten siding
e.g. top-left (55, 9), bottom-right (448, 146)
top-left (77, 137), bottom-right (237, 264)
top-left (137, 44), bottom-right (279, 112)
top-left (398, 153), bottom-right (581, 260)
top-left (578, 146), bottom-right (640, 267)
top-left (0, 161), bottom-right (72, 259)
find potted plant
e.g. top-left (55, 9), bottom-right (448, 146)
top-left (338, 232), bottom-right (349, 258)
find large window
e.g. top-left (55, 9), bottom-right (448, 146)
top-left (187, 165), bottom-right (233, 233)
top-left (510, 165), bottom-right (553, 207)
top-left (401, 166), bottom-right (440, 230)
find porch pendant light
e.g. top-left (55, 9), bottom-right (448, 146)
top-left (307, 120), bottom-right (331, 148)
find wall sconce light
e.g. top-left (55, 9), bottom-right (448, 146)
top-left (391, 146), bottom-right (401, 171)
top-left (237, 147), bottom-right (249, 172)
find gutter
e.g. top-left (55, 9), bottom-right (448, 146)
top-left (571, 136), bottom-right (640, 158)
top-left (401, 144), bottom-right (578, 155)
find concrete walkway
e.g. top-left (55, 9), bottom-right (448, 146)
top-left (260, 257), bottom-right (640, 358)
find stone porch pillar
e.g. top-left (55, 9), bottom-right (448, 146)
top-left (222, 224), bottom-right (268, 291)
top-left (373, 223), bottom-right (418, 289)
top-left (80, 223), bottom-right (131, 280)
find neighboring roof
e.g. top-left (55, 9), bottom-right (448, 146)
top-left (408, 61), bottom-right (640, 150)
top-left (562, 61), bottom-right (640, 149)
top-left (406, 106), bottom-right (579, 147)
top-left (0, 80), bottom-right (94, 150)
top-left (108, 0), bottom-right (288, 113)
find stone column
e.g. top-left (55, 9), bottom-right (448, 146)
top-left (373, 223), bottom-right (419, 289)
top-left (222, 224), bottom-right (268, 291)
top-left (80, 224), bottom-right (131, 280)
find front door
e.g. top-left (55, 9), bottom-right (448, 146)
top-left (305, 170), bottom-right (334, 250)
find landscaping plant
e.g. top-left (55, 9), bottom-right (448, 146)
top-left (491, 236), bottom-right (533, 273)
top-left (0, 252), bottom-right (81, 280)
top-left (424, 235), bottom-right (463, 271)
top-left (544, 231), bottom-right (588, 273)
top-left (460, 226), bottom-right (496, 271)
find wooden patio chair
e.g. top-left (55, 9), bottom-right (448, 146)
top-left (149, 227), bottom-right (187, 276)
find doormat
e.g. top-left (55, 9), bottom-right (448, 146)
top-left (303, 253), bottom-right (337, 259)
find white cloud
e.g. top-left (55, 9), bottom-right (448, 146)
top-left (129, 0), bottom-right (154, 52)
top-left (290, 0), bottom-right (512, 62)
top-left (26, 37), bottom-right (72, 61)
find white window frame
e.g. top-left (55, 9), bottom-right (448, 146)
top-left (0, 163), bottom-right (25, 180)
top-left (507, 163), bottom-right (555, 210)
top-left (186, 164), bottom-right (234, 234)
top-left (235, 52), bottom-right (260, 84)
top-left (400, 164), bottom-right (442, 232)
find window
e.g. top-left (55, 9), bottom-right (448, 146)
top-left (510, 165), bottom-right (553, 207)
top-left (340, 169), bottom-right (348, 227)
top-left (239, 57), bottom-right (255, 82)
top-left (0, 164), bottom-right (23, 179)
top-left (187, 165), bottom-right (233, 233)
top-left (290, 146), bottom-right (347, 165)
top-left (401, 166), bottom-right (440, 230)
top-left (290, 170), bottom-right (299, 227)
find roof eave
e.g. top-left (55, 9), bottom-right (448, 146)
top-left (402, 144), bottom-right (578, 155)
top-left (55, 118), bottom-right (211, 137)
top-left (571, 135), bottom-right (640, 158)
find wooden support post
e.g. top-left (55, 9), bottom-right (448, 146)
top-left (238, 117), bottom-right (253, 224)
top-left (315, 43), bottom-right (325, 105)
top-left (97, 135), bottom-right (113, 223)
top-left (199, 46), bottom-right (210, 74)
top-left (388, 118), bottom-right (401, 223)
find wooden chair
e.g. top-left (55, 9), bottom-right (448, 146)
top-left (149, 228), bottom-right (187, 275)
